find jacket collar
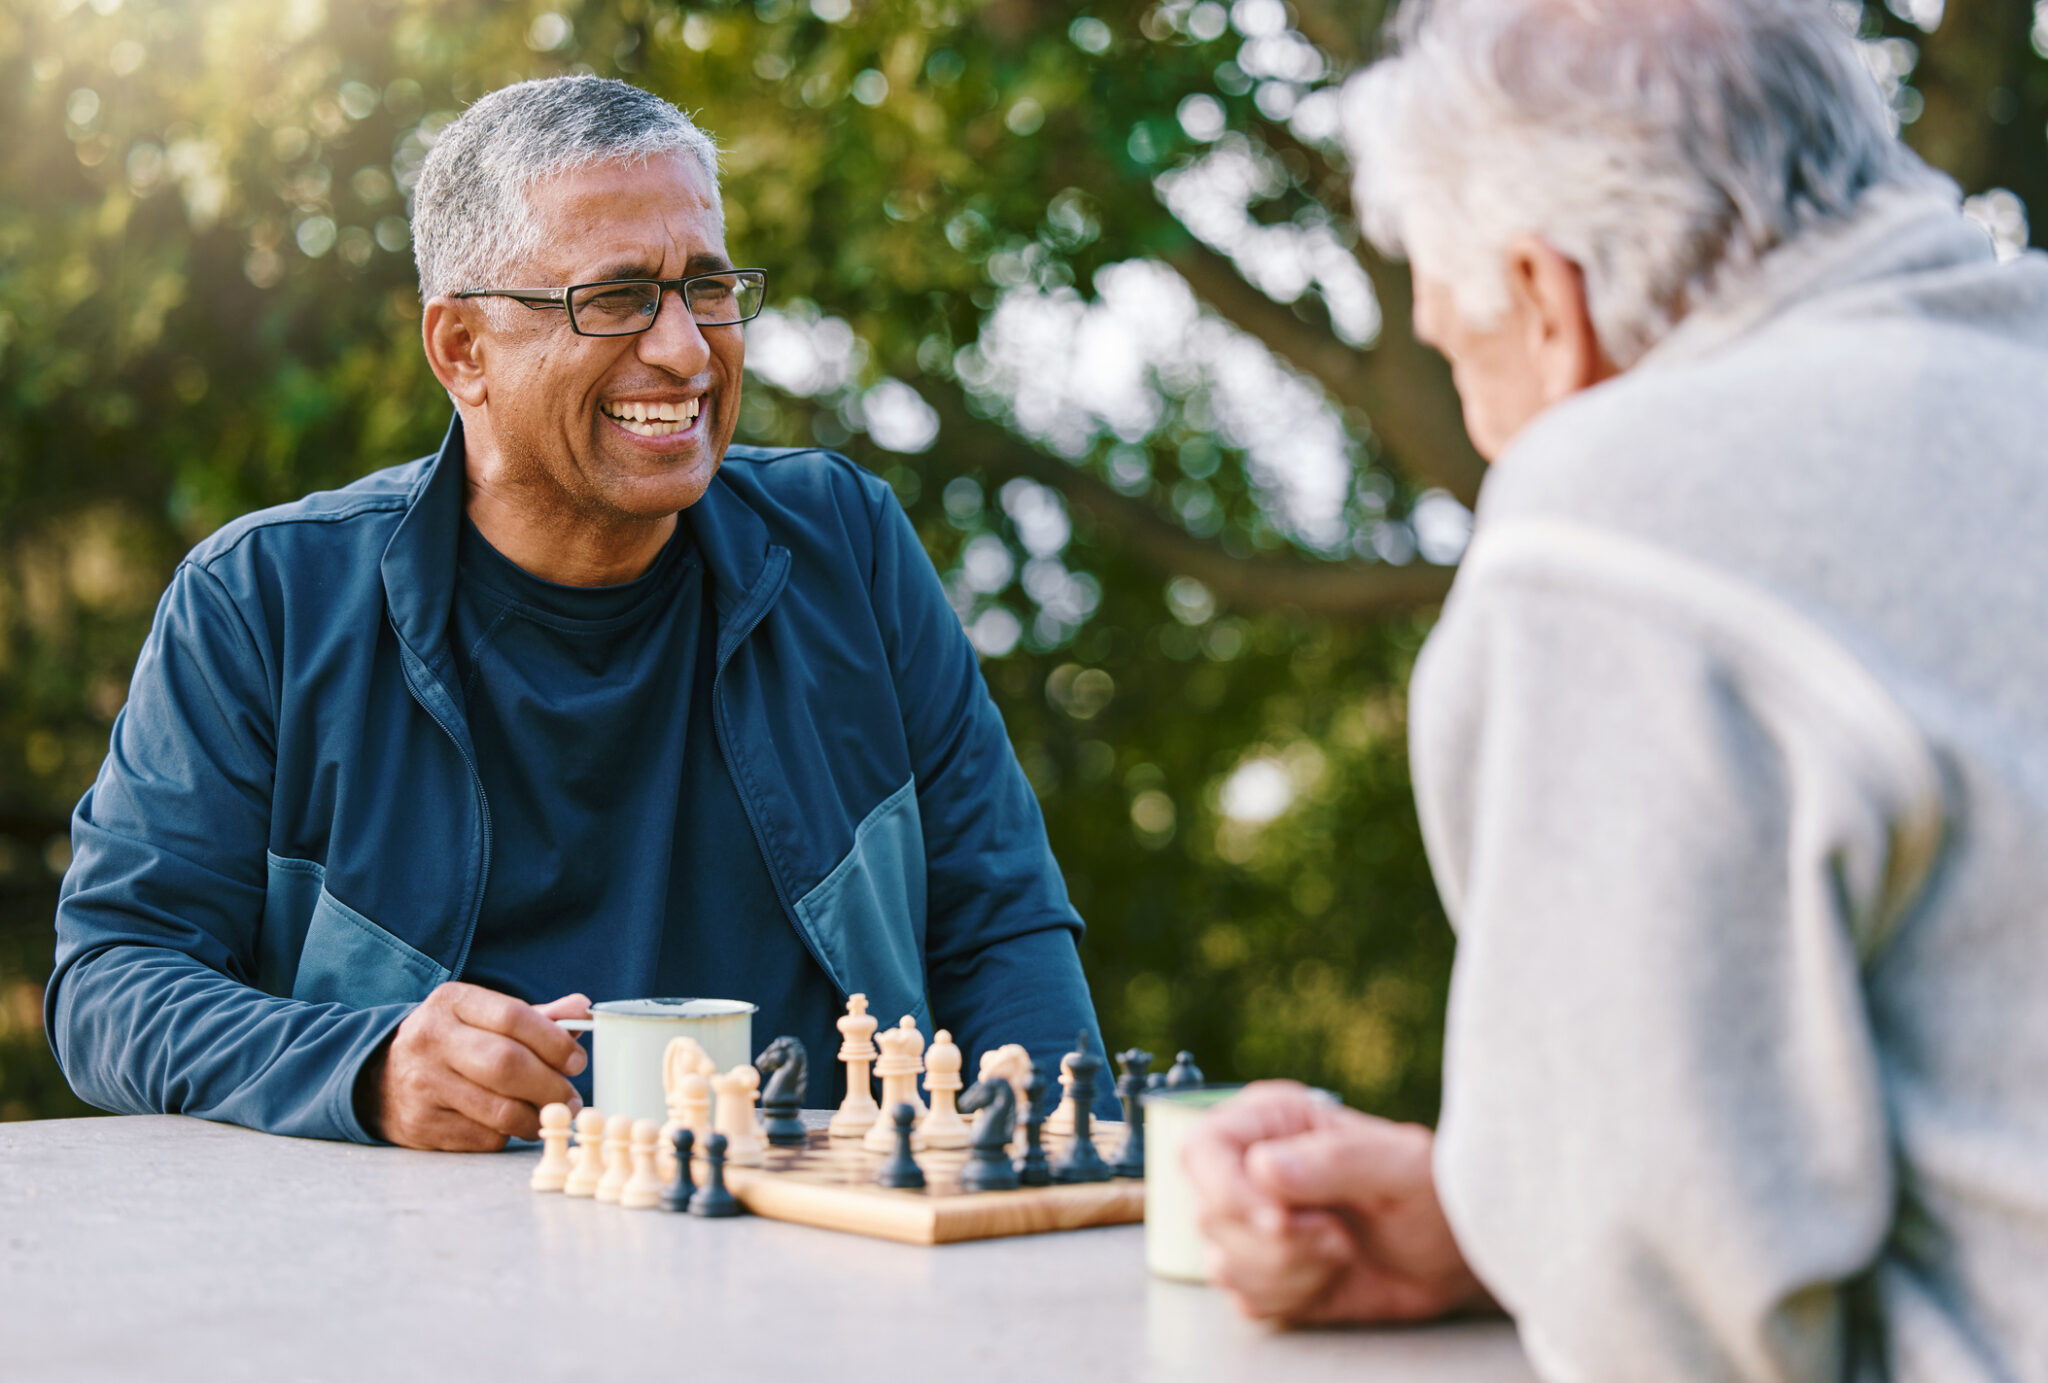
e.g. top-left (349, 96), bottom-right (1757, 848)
top-left (379, 414), bottom-right (789, 683)
top-left (1637, 179), bottom-right (1987, 373)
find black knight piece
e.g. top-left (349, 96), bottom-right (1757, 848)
top-left (1112, 1049), bottom-right (1151, 1179)
top-left (755, 1035), bottom-right (810, 1146)
top-left (661, 1127), bottom-right (696, 1212)
top-left (956, 1078), bottom-right (1021, 1193)
top-left (1016, 1069), bottom-right (1052, 1186)
top-left (1052, 1030), bottom-right (1112, 1184)
top-left (688, 1132), bottom-right (744, 1218)
top-left (1163, 1051), bottom-right (1205, 1089)
top-left (874, 1103), bottom-right (926, 1190)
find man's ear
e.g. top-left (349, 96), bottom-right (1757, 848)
top-left (1502, 235), bottom-right (1615, 404)
top-left (422, 298), bottom-right (490, 407)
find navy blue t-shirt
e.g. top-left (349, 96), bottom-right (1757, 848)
top-left (448, 517), bottom-right (845, 1096)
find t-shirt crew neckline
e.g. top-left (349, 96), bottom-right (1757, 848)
top-left (455, 514), bottom-right (697, 631)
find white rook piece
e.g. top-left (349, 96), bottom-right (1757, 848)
top-left (530, 1103), bottom-right (573, 1192)
top-left (864, 1017), bottom-right (928, 1154)
top-left (977, 1044), bottom-right (1035, 1153)
top-left (712, 1065), bottom-right (766, 1166)
top-left (829, 993), bottom-right (882, 1138)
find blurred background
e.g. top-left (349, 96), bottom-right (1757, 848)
top-left (1, 0), bottom-right (2041, 1124)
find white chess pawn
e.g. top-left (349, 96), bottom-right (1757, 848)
top-left (595, 1113), bottom-right (633, 1203)
top-left (1045, 1052), bottom-right (1080, 1136)
top-left (916, 1029), bottom-right (969, 1151)
top-left (530, 1102), bottom-right (574, 1192)
top-left (621, 1119), bottom-right (665, 1209)
top-left (865, 1016), bottom-right (928, 1153)
top-left (829, 992), bottom-right (882, 1138)
top-left (713, 1065), bottom-right (766, 1166)
top-left (564, 1107), bottom-right (608, 1198)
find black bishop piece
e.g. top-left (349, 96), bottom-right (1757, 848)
top-left (1051, 1030), bottom-right (1112, 1184)
top-left (1112, 1048), bottom-right (1151, 1179)
top-left (1016, 1069), bottom-right (1052, 1187)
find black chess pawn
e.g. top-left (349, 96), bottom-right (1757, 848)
top-left (660, 1128), bottom-right (696, 1213)
top-left (875, 1103), bottom-right (926, 1189)
top-left (689, 1132), bottom-right (743, 1218)
top-left (1016, 1070), bottom-right (1052, 1187)
top-left (1146, 1072), bottom-right (1166, 1091)
top-left (1164, 1051), bottom-right (1205, 1089)
top-left (1112, 1049), bottom-right (1152, 1179)
top-left (1052, 1030), bottom-right (1112, 1184)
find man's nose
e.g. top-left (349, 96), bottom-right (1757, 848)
top-left (635, 288), bottom-right (712, 375)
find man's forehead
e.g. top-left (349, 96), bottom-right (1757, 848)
top-left (524, 152), bottom-right (728, 278)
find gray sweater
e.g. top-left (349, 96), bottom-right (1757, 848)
top-left (1410, 185), bottom-right (2048, 1383)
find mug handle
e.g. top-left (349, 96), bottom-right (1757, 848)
top-left (555, 1019), bottom-right (596, 1032)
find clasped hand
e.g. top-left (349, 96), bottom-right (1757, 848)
top-left (1181, 1080), bottom-right (1496, 1325)
top-left (357, 982), bottom-right (591, 1150)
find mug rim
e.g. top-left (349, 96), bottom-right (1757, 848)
top-left (590, 997), bottom-right (760, 1020)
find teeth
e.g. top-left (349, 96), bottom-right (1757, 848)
top-left (603, 398), bottom-right (701, 436)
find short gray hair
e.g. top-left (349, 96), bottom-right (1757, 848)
top-left (1344, 0), bottom-right (1941, 366)
top-left (411, 76), bottom-right (721, 302)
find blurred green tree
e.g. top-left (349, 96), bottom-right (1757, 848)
top-left (1, 0), bottom-right (2041, 1122)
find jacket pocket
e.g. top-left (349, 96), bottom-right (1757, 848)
top-left (265, 853), bottom-right (450, 1009)
top-left (791, 776), bottom-right (929, 1025)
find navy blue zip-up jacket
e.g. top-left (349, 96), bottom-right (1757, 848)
top-left (48, 419), bottom-right (1108, 1140)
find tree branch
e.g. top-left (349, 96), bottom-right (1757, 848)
top-left (929, 395), bottom-right (1457, 618)
top-left (1168, 237), bottom-right (1486, 505)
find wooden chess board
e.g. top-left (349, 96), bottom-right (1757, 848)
top-left (717, 1124), bottom-right (1145, 1246)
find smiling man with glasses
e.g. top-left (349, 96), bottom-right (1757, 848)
top-left (47, 76), bottom-right (1113, 1149)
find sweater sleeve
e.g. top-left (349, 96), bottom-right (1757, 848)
top-left (1409, 521), bottom-right (1942, 1383)
top-left (863, 488), bottom-right (1114, 1114)
top-left (47, 559), bottom-right (410, 1142)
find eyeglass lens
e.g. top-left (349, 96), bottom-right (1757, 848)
top-left (567, 273), bottom-right (765, 335)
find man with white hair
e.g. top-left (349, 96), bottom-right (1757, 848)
top-left (48, 76), bottom-right (1112, 1148)
top-left (1185, 1), bottom-right (2048, 1378)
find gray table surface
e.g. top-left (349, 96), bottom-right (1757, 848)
top-left (0, 1115), bottom-right (1537, 1382)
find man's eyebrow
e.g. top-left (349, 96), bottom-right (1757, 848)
top-left (581, 253), bottom-right (737, 282)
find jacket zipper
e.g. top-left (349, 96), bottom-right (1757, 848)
top-left (396, 640), bottom-right (493, 981)
top-left (707, 559), bottom-right (844, 999)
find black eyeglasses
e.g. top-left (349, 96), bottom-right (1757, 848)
top-left (453, 269), bottom-right (769, 336)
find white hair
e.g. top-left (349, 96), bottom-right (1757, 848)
top-left (1344, 0), bottom-right (1944, 366)
top-left (411, 76), bottom-right (721, 302)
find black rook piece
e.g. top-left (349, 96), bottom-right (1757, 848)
top-left (689, 1133), bottom-right (743, 1218)
top-left (1164, 1051), bottom-right (1205, 1089)
top-left (1052, 1030), bottom-right (1112, 1184)
top-left (957, 1078), bottom-right (1020, 1193)
top-left (1016, 1069), bottom-right (1052, 1187)
top-left (661, 1128), bottom-right (697, 1213)
top-left (875, 1103), bottom-right (926, 1190)
top-left (1112, 1049), bottom-right (1152, 1179)
top-left (756, 1036), bottom-right (810, 1146)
